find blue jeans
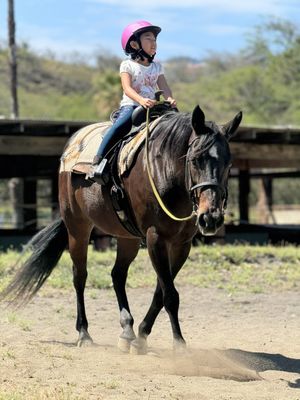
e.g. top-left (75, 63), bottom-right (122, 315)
top-left (96, 105), bottom-right (136, 159)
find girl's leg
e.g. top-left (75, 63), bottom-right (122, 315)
top-left (95, 105), bottom-right (135, 161)
top-left (89, 105), bottom-right (135, 184)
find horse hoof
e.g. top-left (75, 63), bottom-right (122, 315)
top-left (118, 337), bottom-right (131, 353)
top-left (77, 331), bottom-right (93, 347)
top-left (130, 338), bottom-right (147, 355)
top-left (130, 343), bottom-right (146, 355)
top-left (173, 340), bottom-right (187, 355)
top-left (77, 337), bottom-right (93, 347)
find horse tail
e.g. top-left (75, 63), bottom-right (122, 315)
top-left (1, 218), bottom-right (68, 306)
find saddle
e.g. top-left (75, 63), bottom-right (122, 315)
top-left (101, 104), bottom-right (175, 238)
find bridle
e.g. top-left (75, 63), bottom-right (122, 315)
top-left (185, 135), bottom-right (229, 212)
top-left (189, 181), bottom-right (228, 211)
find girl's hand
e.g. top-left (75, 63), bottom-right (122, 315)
top-left (139, 98), bottom-right (156, 108)
top-left (167, 97), bottom-right (177, 108)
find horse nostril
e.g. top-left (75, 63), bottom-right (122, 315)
top-left (198, 210), bottom-right (223, 228)
top-left (198, 213), bottom-right (207, 228)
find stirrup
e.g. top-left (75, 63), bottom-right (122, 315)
top-left (87, 158), bottom-right (110, 185)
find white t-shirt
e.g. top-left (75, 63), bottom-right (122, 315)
top-left (119, 59), bottom-right (164, 107)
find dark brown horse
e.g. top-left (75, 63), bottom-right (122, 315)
top-left (2, 106), bottom-right (242, 353)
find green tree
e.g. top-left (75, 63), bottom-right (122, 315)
top-left (93, 69), bottom-right (122, 120)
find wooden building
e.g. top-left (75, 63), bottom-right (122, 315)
top-left (0, 118), bottom-right (300, 246)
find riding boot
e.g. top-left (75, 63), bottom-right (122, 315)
top-left (87, 157), bottom-right (110, 185)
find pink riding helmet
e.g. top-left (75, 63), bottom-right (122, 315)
top-left (121, 20), bottom-right (161, 53)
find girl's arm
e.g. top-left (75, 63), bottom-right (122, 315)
top-left (121, 72), bottom-right (156, 108)
top-left (157, 74), bottom-right (177, 107)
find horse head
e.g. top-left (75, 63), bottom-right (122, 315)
top-left (188, 105), bottom-right (242, 236)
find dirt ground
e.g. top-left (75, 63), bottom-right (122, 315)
top-left (0, 285), bottom-right (299, 400)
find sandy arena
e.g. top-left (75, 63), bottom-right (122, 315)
top-left (0, 286), bottom-right (299, 399)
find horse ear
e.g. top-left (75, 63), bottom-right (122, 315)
top-left (192, 105), bottom-right (205, 135)
top-left (223, 111), bottom-right (243, 140)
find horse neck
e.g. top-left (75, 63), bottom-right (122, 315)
top-left (151, 124), bottom-right (191, 192)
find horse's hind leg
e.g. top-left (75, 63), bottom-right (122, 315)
top-left (68, 221), bottom-right (93, 346)
top-left (111, 237), bottom-right (141, 352)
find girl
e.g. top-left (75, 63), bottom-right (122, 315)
top-left (90, 20), bottom-right (176, 184)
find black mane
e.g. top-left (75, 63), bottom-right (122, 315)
top-left (150, 112), bottom-right (192, 158)
top-left (150, 111), bottom-right (221, 160)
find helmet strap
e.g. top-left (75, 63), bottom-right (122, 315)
top-left (130, 35), bottom-right (155, 63)
top-left (137, 48), bottom-right (155, 63)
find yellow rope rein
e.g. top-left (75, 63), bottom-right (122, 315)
top-left (145, 106), bottom-right (197, 222)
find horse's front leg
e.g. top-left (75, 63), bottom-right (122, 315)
top-left (132, 227), bottom-right (191, 354)
top-left (111, 237), bottom-right (141, 352)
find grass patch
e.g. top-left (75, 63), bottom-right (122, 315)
top-left (0, 244), bottom-right (299, 295)
top-left (181, 245), bottom-right (300, 293)
top-left (0, 388), bottom-right (83, 400)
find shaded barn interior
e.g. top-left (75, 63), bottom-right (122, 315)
top-left (0, 119), bottom-right (300, 248)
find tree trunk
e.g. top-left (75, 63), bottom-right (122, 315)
top-left (8, 178), bottom-right (24, 229)
top-left (8, 0), bottom-right (23, 229)
top-left (8, 0), bottom-right (19, 118)
top-left (257, 177), bottom-right (276, 224)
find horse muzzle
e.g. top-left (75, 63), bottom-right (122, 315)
top-left (197, 208), bottom-right (224, 236)
top-left (189, 181), bottom-right (226, 235)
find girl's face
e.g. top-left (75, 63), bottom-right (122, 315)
top-left (139, 31), bottom-right (157, 56)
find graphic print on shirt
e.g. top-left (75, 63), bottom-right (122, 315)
top-left (120, 60), bottom-right (163, 107)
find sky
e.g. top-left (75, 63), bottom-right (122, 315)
top-left (1, 0), bottom-right (300, 63)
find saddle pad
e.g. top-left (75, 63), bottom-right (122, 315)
top-left (59, 122), bottom-right (111, 174)
top-left (118, 129), bottom-right (146, 176)
top-left (59, 117), bottom-right (163, 176)
top-left (118, 116), bottom-right (163, 176)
